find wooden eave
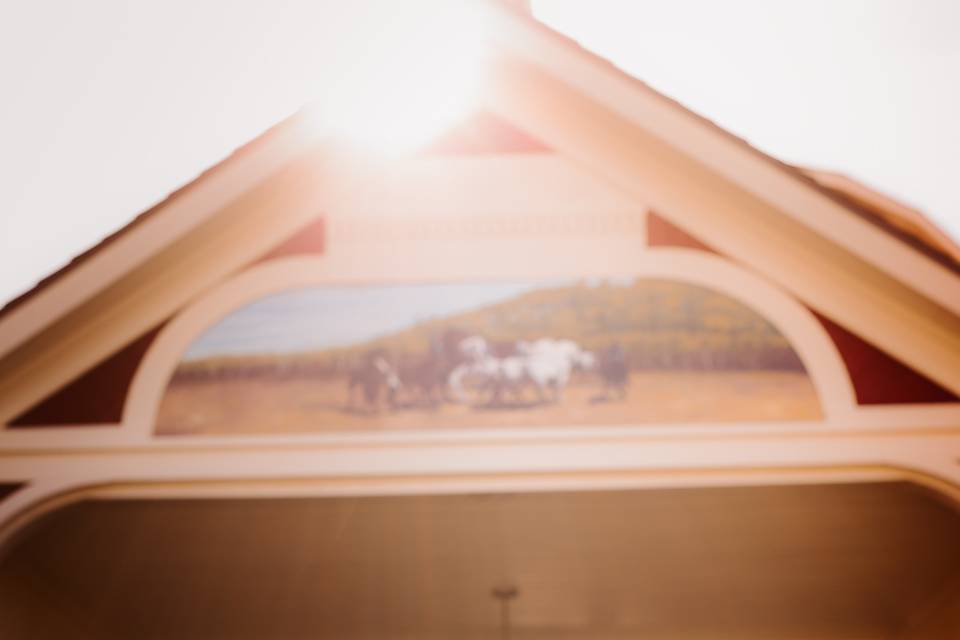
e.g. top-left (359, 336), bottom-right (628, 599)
top-left (800, 167), bottom-right (960, 266)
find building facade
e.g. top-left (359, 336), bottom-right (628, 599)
top-left (1, 5), bottom-right (959, 638)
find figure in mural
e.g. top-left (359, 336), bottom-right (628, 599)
top-left (596, 342), bottom-right (629, 400)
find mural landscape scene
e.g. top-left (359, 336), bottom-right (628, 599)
top-left (156, 279), bottom-right (822, 435)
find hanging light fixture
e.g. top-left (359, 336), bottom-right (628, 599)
top-left (491, 585), bottom-right (519, 640)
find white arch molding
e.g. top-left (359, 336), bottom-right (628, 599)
top-left (2, 460), bottom-right (960, 552)
top-left (124, 247), bottom-right (857, 439)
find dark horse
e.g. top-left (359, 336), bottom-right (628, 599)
top-left (597, 342), bottom-right (629, 400)
top-left (347, 348), bottom-right (400, 413)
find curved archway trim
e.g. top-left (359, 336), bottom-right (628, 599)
top-left (124, 248), bottom-right (856, 436)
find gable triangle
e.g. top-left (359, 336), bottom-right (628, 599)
top-left (423, 110), bottom-right (552, 154)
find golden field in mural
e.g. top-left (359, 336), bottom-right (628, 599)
top-left (158, 370), bottom-right (819, 434)
top-left (156, 279), bottom-right (822, 435)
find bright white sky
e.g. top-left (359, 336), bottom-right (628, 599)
top-left (1, 1), bottom-right (958, 307)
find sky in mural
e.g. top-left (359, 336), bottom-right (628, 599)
top-left (185, 281), bottom-right (545, 360)
top-left (185, 278), bottom-right (646, 359)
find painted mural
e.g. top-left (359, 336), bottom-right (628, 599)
top-left (155, 279), bottom-right (822, 435)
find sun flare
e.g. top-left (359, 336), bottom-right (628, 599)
top-left (308, 1), bottom-right (495, 154)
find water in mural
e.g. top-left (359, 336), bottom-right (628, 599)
top-left (156, 278), bottom-right (822, 435)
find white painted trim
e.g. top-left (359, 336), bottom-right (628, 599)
top-left (323, 154), bottom-right (645, 221)
top-left (2, 187), bottom-right (959, 452)
top-left (24, 245), bottom-right (960, 455)
top-left (0, 476), bottom-right (88, 547)
top-left (2, 409), bottom-right (960, 452)
top-left (4, 440), bottom-right (960, 546)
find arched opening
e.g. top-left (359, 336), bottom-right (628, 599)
top-left (2, 481), bottom-right (958, 639)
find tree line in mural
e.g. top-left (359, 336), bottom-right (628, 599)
top-left (172, 281), bottom-right (803, 385)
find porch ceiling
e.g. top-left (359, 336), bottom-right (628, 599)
top-left (2, 481), bottom-right (958, 640)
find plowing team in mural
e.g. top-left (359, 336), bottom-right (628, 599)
top-left (347, 330), bottom-right (627, 414)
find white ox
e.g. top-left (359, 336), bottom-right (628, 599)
top-left (448, 336), bottom-right (595, 405)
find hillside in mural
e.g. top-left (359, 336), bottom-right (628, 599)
top-left (156, 279), bottom-right (822, 435)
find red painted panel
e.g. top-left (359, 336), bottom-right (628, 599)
top-left (812, 312), bottom-right (956, 404)
top-left (0, 484), bottom-right (24, 502)
top-left (8, 326), bottom-right (165, 427)
top-left (647, 210), bottom-right (714, 253)
top-left (255, 218), bottom-right (325, 263)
